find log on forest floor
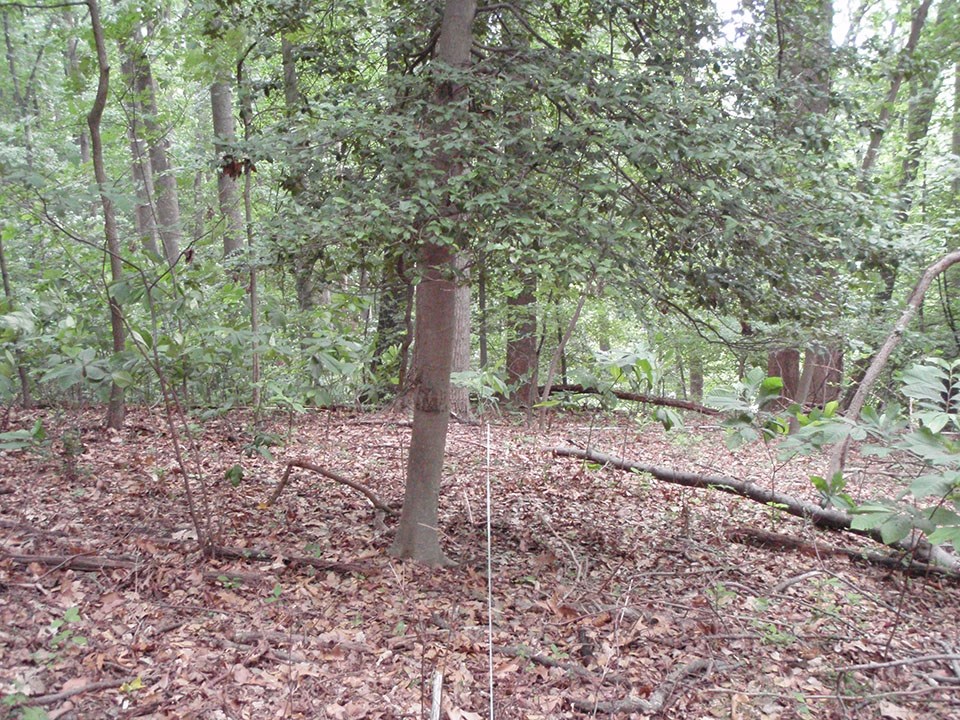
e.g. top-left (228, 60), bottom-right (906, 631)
top-left (542, 384), bottom-right (719, 415)
top-left (551, 445), bottom-right (959, 578)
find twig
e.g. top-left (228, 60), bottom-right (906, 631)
top-left (834, 654), bottom-right (960, 672)
top-left (493, 644), bottom-right (629, 686)
top-left (1, 551), bottom-right (136, 571)
top-left (266, 458), bottom-right (397, 515)
top-left (207, 544), bottom-right (375, 575)
top-left (570, 658), bottom-right (735, 714)
top-left (11, 678), bottom-right (127, 707)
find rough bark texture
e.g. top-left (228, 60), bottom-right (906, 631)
top-left (688, 354), bottom-right (704, 403)
top-left (86, 0), bottom-right (125, 430)
top-left (506, 277), bottom-right (538, 407)
top-left (390, 0), bottom-right (476, 566)
top-left (211, 79), bottom-right (244, 259)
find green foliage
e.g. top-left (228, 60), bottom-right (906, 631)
top-left (706, 368), bottom-right (787, 448)
top-left (0, 420), bottom-right (47, 452)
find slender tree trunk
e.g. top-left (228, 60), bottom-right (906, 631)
top-left (449, 255), bottom-right (471, 416)
top-left (390, 0), bottom-right (475, 567)
top-left (86, 0), bottom-right (125, 429)
top-left (120, 49), bottom-right (161, 257)
top-left (859, 0), bottom-right (933, 174)
top-left (62, 10), bottom-right (89, 164)
top-left (689, 354), bottom-right (704, 403)
top-left (0, 228), bottom-right (31, 408)
top-left (477, 253), bottom-right (487, 368)
top-left (128, 38), bottom-right (180, 268)
top-left (237, 65), bottom-right (260, 410)
top-left (211, 79), bottom-right (244, 259)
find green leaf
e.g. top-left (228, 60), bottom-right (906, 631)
top-left (225, 464), bottom-right (244, 488)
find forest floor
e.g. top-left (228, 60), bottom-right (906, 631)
top-left (1, 406), bottom-right (959, 720)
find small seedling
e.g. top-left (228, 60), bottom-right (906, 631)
top-left (264, 583), bottom-right (283, 604)
top-left (48, 607), bottom-right (87, 650)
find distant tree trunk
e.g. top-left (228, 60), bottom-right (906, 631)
top-left (477, 252), bottom-right (488, 368)
top-left (371, 251), bottom-right (412, 388)
top-left (767, 347), bottom-right (800, 406)
top-left (62, 10), bottom-right (89, 164)
top-left (859, 0), bottom-right (933, 175)
top-left (506, 274), bottom-right (538, 407)
top-left (211, 79), bottom-right (244, 259)
top-left (390, 0), bottom-right (475, 567)
top-left (450, 255), bottom-right (471, 416)
top-left (132, 39), bottom-right (181, 268)
top-left (237, 63), bottom-right (260, 410)
top-left (0, 228), bottom-right (31, 408)
top-left (953, 59), bottom-right (959, 197)
top-left (120, 48), bottom-right (160, 257)
top-left (86, 0), bottom-right (124, 429)
top-left (689, 354), bottom-right (704, 403)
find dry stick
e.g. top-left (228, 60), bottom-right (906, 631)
top-left (265, 459), bottom-right (396, 515)
top-left (569, 658), bottom-right (734, 715)
top-left (552, 445), bottom-right (960, 577)
top-left (835, 653), bottom-right (960, 673)
top-left (11, 678), bottom-right (127, 708)
top-left (1, 552), bottom-right (136, 571)
top-left (207, 544), bottom-right (374, 575)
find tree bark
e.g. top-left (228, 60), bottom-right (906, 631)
top-left (211, 79), bottom-right (244, 259)
top-left (0, 227), bottom-right (31, 407)
top-left (131, 38), bottom-right (181, 267)
top-left (86, 0), bottom-right (125, 430)
top-left (120, 47), bottom-right (160, 257)
top-left (506, 274), bottom-right (538, 407)
top-left (767, 346), bottom-right (800, 406)
top-left (390, 0), bottom-right (476, 567)
top-left (450, 255), bottom-right (471, 416)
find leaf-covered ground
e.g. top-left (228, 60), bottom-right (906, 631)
top-left (1, 407), bottom-right (959, 719)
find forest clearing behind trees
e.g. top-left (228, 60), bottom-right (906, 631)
top-left (2, 0), bottom-right (960, 717)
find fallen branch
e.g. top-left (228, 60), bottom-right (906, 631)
top-left (552, 446), bottom-right (959, 577)
top-left (266, 458), bottom-right (397, 515)
top-left (835, 653), bottom-right (960, 673)
top-left (493, 644), bottom-right (629, 687)
top-left (10, 678), bottom-right (127, 708)
top-left (207, 544), bottom-right (376, 575)
top-left (570, 658), bottom-right (732, 715)
top-left (543, 383), bottom-right (718, 415)
top-left (1, 551), bottom-right (136, 571)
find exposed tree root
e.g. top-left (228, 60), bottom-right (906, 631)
top-left (266, 458), bottom-right (397, 515)
top-left (552, 445), bottom-right (959, 577)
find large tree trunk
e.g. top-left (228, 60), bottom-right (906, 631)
top-left (211, 79), bottom-right (244, 259)
top-left (390, 0), bottom-right (475, 567)
top-left (86, 0), bottom-right (125, 430)
top-left (767, 347), bottom-right (800, 406)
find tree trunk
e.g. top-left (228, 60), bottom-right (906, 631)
top-left (62, 10), bottom-right (89, 164)
top-left (449, 255), bottom-right (471, 416)
top-left (506, 274), bottom-right (538, 407)
top-left (211, 79), bottom-right (244, 259)
top-left (120, 48), bottom-right (160, 257)
top-left (0, 227), bottom-right (31, 408)
top-left (767, 347), bottom-right (800, 406)
top-left (688, 354), bottom-right (704, 403)
top-left (86, 0), bottom-right (125, 430)
top-left (859, 0), bottom-right (933, 174)
top-left (390, 0), bottom-right (475, 567)
top-left (132, 40), bottom-right (181, 268)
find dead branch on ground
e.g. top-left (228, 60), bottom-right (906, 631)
top-left (207, 544), bottom-right (376, 575)
top-left (552, 445), bottom-right (959, 577)
top-left (265, 458), bottom-right (397, 515)
top-left (543, 383), bottom-right (719, 415)
top-left (570, 657), bottom-right (733, 715)
top-left (1, 552), bottom-right (136, 571)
